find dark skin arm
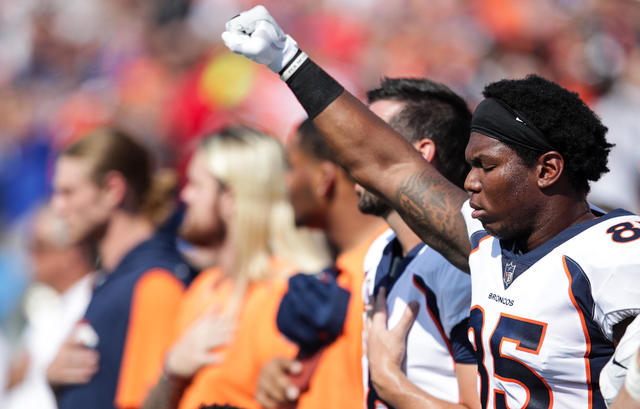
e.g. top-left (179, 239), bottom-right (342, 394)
top-left (315, 92), bottom-right (471, 272)
top-left (222, 8), bottom-right (469, 272)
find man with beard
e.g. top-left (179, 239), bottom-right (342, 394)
top-left (48, 128), bottom-right (192, 409)
top-left (358, 77), bottom-right (479, 409)
top-left (142, 126), bottom-right (330, 409)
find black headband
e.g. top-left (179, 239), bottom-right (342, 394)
top-left (471, 98), bottom-right (555, 152)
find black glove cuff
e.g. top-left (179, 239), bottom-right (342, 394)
top-left (284, 55), bottom-right (344, 119)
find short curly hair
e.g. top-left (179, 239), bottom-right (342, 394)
top-left (481, 74), bottom-right (612, 194)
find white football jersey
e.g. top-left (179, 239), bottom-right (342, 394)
top-left (461, 200), bottom-right (640, 409)
top-left (362, 229), bottom-right (473, 408)
top-left (600, 314), bottom-right (640, 407)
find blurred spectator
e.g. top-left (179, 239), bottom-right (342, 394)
top-left (2, 1), bottom-right (640, 403)
top-left (255, 120), bottom-right (386, 409)
top-left (1, 0), bottom-right (640, 231)
top-left (48, 128), bottom-right (193, 409)
top-left (589, 46), bottom-right (640, 213)
top-left (4, 204), bottom-right (94, 409)
top-left (142, 126), bottom-right (330, 409)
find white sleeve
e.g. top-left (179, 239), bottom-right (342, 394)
top-left (593, 260), bottom-right (640, 340)
top-left (600, 315), bottom-right (640, 407)
top-left (570, 213), bottom-right (640, 340)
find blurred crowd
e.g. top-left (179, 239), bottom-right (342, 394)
top-left (2, 0), bottom-right (640, 403)
top-left (2, 0), bottom-right (640, 226)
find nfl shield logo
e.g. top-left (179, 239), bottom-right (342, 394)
top-left (503, 261), bottom-right (516, 288)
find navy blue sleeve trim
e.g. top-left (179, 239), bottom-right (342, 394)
top-left (450, 318), bottom-right (477, 364)
top-left (469, 230), bottom-right (489, 252)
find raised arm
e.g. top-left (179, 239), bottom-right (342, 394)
top-left (316, 93), bottom-right (470, 271)
top-left (222, 6), bottom-right (471, 272)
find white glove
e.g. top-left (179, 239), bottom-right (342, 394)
top-left (221, 5), bottom-right (299, 74)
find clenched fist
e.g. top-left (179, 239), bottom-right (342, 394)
top-left (221, 5), bottom-right (300, 75)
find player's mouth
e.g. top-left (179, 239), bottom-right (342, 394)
top-left (469, 201), bottom-right (486, 219)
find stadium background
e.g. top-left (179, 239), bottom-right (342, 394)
top-left (1, 0), bottom-right (639, 351)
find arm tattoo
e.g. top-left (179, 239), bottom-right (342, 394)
top-left (396, 168), bottom-right (470, 272)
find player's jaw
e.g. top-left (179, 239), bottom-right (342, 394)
top-left (469, 194), bottom-right (536, 241)
top-left (179, 208), bottom-right (226, 247)
top-left (355, 183), bottom-right (390, 217)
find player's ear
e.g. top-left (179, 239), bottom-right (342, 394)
top-left (102, 170), bottom-right (128, 209)
top-left (536, 151), bottom-right (564, 189)
top-left (315, 161), bottom-right (338, 199)
top-left (415, 138), bottom-right (436, 163)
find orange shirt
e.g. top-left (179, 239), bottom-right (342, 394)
top-left (57, 230), bottom-right (191, 409)
top-left (116, 270), bottom-right (186, 409)
top-left (173, 229), bottom-right (383, 409)
top-left (295, 230), bottom-right (383, 409)
top-left (176, 267), bottom-right (296, 409)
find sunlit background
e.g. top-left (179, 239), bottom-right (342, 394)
top-left (1, 0), bottom-right (640, 360)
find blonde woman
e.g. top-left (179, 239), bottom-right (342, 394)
top-left (143, 126), bottom-right (330, 409)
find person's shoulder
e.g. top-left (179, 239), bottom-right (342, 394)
top-left (569, 209), bottom-right (640, 257)
top-left (248, 271), bottom-right (289, 303)
top-left (363, 228), bottom-right (395, 273)
top-left (412, 245), bottom-right (470, 287)
top-left (183, 267), bottom-right (227, 297)
top-left (558, 209), bottom-right (640, 286)
top-left (338, 225), bottom-right (390, 273)
top-left (371, 228), bottom-right (395, 249)
top-left (123, 233), bottom-right (193, 283)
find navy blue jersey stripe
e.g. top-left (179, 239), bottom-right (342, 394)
top-left (373, 238), bottom-right (425, 296)
top-left (450, 319), bottom-right (476, 364)
top-left (413, 275), bottom-right (453, 356)
top-left (368, 238), bottom-right (425, 409)
top-left (564, 255), bottom-right (615, 409)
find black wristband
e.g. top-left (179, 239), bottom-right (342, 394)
top-left (284, 56), bottom-right (344, 119)
top-left (279, 49), bottom-right (304, 78)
